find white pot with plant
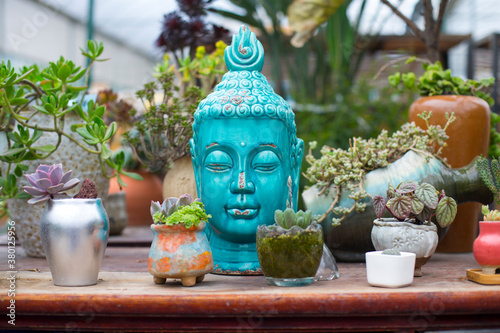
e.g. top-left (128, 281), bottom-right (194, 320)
top-left (365, 248), bottom-right (416, 288)
top-left (371, 180), bottom-right (458, 277)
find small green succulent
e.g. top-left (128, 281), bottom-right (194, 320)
top-left (381, 248), bottom-right (401, 256)
top-left (150, 194), bottom-right (211, 228)
top-left (274, 208), bottom-right (315, 229)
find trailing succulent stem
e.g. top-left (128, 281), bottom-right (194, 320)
top-left (304, 113), bottom-right (454, 226)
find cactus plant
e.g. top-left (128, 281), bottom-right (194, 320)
top-left (23, 164), bottom-right (80, 205)
top-left (274, 208), bottom-right (315, 229)
top-left (372, 180), bottom-right (457, 228)
top-left (150, 193), bottom-right (210, 228)
top-left (476, 156), bottom-right (500, 221)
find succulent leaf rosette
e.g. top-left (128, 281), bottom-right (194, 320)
top-left (372, 180), bottom-right (458, 228)
top-left (150, 193), bottom-right (210, 228)
top-left (23, 164), bottom-right (80, 205)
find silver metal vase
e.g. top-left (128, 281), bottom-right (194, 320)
top-left (40, 198), bottom-right (109, 286)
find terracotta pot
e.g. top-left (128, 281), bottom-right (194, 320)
top-left (109, 170), bottom-right (163, 226)
top-left (409, 95), bottom-right (491, 253)
top-left (473, 221), bottom-right (500, 275)
top-left (148, 222), bottom-right (213, 287)
top-left (162, 156), bottom-right (198, 199)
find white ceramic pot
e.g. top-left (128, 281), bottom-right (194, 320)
top-left (371, 218), bottom-right (438, 277)
top-left (365, 251), bottom-right (416, 288)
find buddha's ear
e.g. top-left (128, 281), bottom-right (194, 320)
top-left (292, 139), bottom-right (304, 208)
top-left (189, 138), bottom-right (201, 197)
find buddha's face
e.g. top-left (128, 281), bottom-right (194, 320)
top-left (191, 118), bottom-right (302, 243)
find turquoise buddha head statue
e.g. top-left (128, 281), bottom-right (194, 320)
top-left (190, 26), bottom-right (304, 274)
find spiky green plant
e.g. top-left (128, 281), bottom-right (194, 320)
top-left (477, 156), bottom-right (500, 205)
top-left (381, 248), bottom-right (401, 255)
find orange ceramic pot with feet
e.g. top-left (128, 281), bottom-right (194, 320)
top-left (409, 96), bottom-right (491, 252)
top-left (148, 222), bottom-right (213, 287)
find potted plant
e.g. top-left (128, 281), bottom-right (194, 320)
top-left (302, 112), bottom-right (491, 262)
top-left (371, 180), bottom-right (458, 277)
top-left (23, 163), bottom-right (109, 286)
top-left (256, 208), bottom-right (323, 287)
top-left (473, 157), bottom-right (500, 276)
top-left (390, 60), bottom-right (496, 253)
top-left (148, 194), bottom-right (213, 287)
top-left (365, 248), bottom-right (416, 288)
top-left (0, 40), bottom-right (140, 257)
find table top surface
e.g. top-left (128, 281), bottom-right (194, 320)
top-left (1, 227), bottom-right (500, 332)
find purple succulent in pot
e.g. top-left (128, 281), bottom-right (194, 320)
top-left (23, 164), bottom-right (80, 205)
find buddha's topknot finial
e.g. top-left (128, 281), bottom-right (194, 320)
top-left (225, 25), bottom-right (264, 72)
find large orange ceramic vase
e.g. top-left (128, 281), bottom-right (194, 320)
top-left (409, 95), bottom-right (491, 252)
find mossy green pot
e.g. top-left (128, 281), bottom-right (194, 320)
top-left (256, 222), bottom-right (323, 287)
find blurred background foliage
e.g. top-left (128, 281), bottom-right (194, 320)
top-left (210, 0), bottom-right (417, 152)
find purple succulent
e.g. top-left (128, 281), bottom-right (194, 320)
top-left (23, 164), bottom-right (80, 205)
top-left (150, 193), bottom-right (201, 219)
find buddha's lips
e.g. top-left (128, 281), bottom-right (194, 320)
top-left (227, 208), bottom-right (258, 219)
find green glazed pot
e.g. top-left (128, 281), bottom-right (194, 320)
top-left (302, 150), bottom-right (492, 262)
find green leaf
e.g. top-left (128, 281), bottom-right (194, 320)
top-left (32, 145), bottom-right (56, 152)
top-left (386, 196), bottom-right (412, 221)
top-left (120, 170), bottom-right (143, 181)
top-left (388, 73), bottom-right (400, 87)
top-left (402, 72), bottom-right (416, 89)
top-left (57, 64), bottom-right (71, 82)
top-left (415, 183), bottom-right (438, 209)
top-left (411, 196), bottom-right (424, 215)
top-left (9, 98), bottom-right (29, 105)
top-left (435, 196), bottom-right (458, 228)
top-left (0, 147), bottom-right (27, 157)
top-left (76, 127), bottom-right (96, 141)
top-left (101, 144), bottom-right (112, 160)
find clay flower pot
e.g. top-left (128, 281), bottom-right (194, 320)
top-left (365, 251), bottom-right (416, 288)
top-left (473, 221), bottom-right (500, 275)
top-left (409, 95), bottom-right (491, 253)
top-left (148, 222), bottom-right (213, 287)
top-left (371, 218), bottom-right (438, 277)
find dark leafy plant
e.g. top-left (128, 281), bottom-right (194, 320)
top-left (23, 163), bottom-right (80, 205)
top-left (0, 40), bottom-right (141, 203)
top-left (156, 0), bottom-right (230, 65)
top-left (372, 180), bottom-right (458, 228)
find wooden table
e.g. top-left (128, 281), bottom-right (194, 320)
top-left (1, 228), bottom-right (500, 332)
